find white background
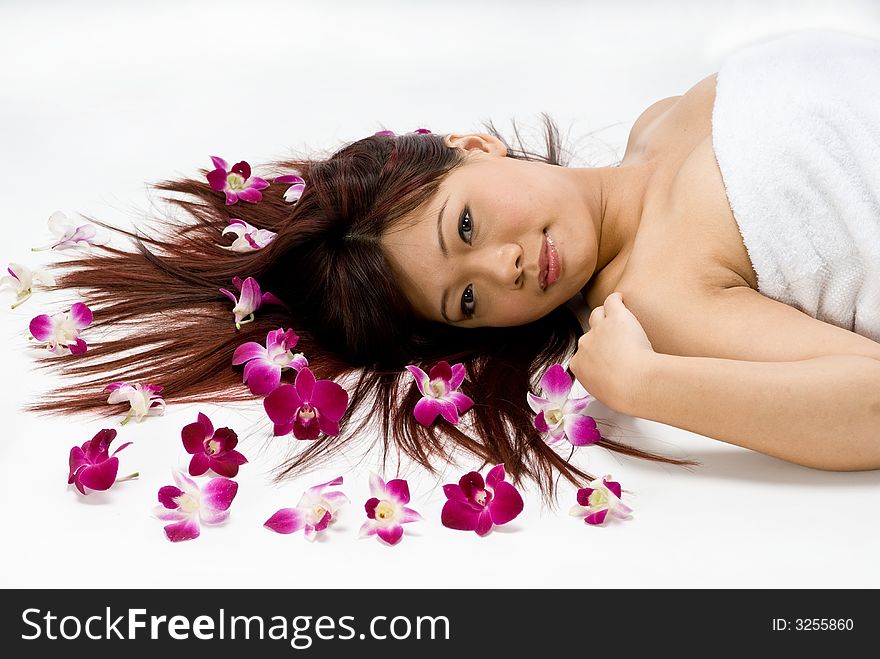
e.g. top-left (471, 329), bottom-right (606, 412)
top-left (2, 0), bottom-right (880, 589)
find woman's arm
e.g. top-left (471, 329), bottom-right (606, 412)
top-left (626, 353), bottom-right (880, 471)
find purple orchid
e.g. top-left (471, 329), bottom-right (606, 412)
top-left (373, 128), bottom-right (431, 137)
top-left (67, 428), bottom-right (137, 495)
top-left (32, 211), bottom-right (109, 251)
top-left (273, 174), bottom-right (305, 204)
top-left (29, 302), bottom-right (93, 356)
top-left (219, 276), bottom-right (286, 330)
top-left (104, 381), bottom-right (166, 425)
top-left (569, 474), bottom-right (633, 526)
top-left (359, 473), bottom-right (422, 546)
top-left (527, 363), bottom-right (601, 447)
top-left (405, 360), bottom-right (474, 426)
top-left (153, 470), bottom-right (238, 542)
top-left (441, 464), bottom-right (524, 536)
top-left (181, 412), bottom-right (248, 478)
top-left (1, 263), bottom-right (55, 309)
top-left (232, 328), bottom-right (309, 396)
top-left (264, 476), bottom-right (350, 542)
top-left (206, 156), bottom-right (269, 205)
top-left (219, 218), bottom-right (277, 252)
top-left (263, 367), bottom-right (348, 440)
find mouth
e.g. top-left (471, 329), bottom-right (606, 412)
top-left (539, 230), bottom-right (561, 291)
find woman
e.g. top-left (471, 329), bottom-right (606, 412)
top-left (29, 29), bottom-right (880, 497)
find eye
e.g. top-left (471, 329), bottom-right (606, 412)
top-left (460, 284), bottom-right (476, 317)
top-left (458, 206), bottom-right (474, 244)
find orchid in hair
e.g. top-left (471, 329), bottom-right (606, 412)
top-left (219, 276), bottom-right (287, 330)
top-left (569, 475), bottom-right (633, 526)
top-left (405, 360), bottom-right (474, 427)
top-left (0, 263), bottom-right (55, 309)
top-left (263, 367), bottom-right (348, 440)
top-left (527, 363), bottom-right (601, 447)
top-left (104, 381), bottom-right (166, 425)
top-left (372, 128), bottom-right (432, 137)
top-left (32, 211), bottom-right (109, 251)
top-left (181, 412), bottom-right (248, 478)
top-left (274, 174), bottom-right (305, 204)
top-left (359, 473), bottom-right (422, 546)
top-left (219, 219), bottom-right (277, 252)
top-left (440, 464), bottom-right (524, 536)
top-left (67, 429), bottom-right (137, 495)
top-left (153, 470), bottom-right (238, 542)
top-left (29, 302), bottom-right (93, 356)
top-left (264, 476), bottom-right (349, 542)
top-left (206, 156), bottom-right (269, 205)
top-left (232, 328), bottom-right (308, 396)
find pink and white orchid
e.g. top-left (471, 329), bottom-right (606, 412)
top-left (29, 302), bottom-right (93, 355)
top-left (264, 476), bottom-right (349, 542)
top-left (219, 218), bottom-right (277, 252)
top-left (263, 367), bottom-right (348, 440)
top-left (181, 412), bottom-right (248, 478)
top-left (219, 276), bottom-right (286, 330)
top-left (32, 211), bottom-right (109, 251)
top-left (359, 473), bottom-right (422, 546)
top-left (67, 428), bottom-right (137, 495)
top-left (405, 360), bottom-right (474, 427)
top-left (232, 328), bottom-right (308, 396)
top-left (153, 470), bottom-right (238, 542)
top-left (441, 464), bottom-right (524, 536)
top-left (1, 263), bottom-right (55, 309)
top-left (273, 174), bottom-right (305, 204)
top-left (527, 363), bottom-right (601, 447)
top-left (104, 381), bottom-right (166, 425)
top-left (206, 156), bottom-right (269, 205)
top-left (569, 475), bottom-right (633, 526)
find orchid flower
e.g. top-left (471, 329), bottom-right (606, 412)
top-left (359, 473), bottom-right (422, 546)
top-left (182, 412), bottom-right (248, 478)
top-left (273, 174), bottom-right (305, 204)
top-left (372, 128), bottom-right (431, 137)
top-left (263, 367), bottom-right (348, 440)
top-left (219, 276), bottom-right (286, 330)
top-left (0, 263), bottom-right (55, 309)
top-left (153, 470), bottom-right (238, 542)
top-left (405, 360), bottom-right (474, 426)
top-left (441, 464), bottom-right (524, 536)
top-left (104, 381), bottom-right (166, 425)
top-left (206, 156), bottom-right (269, 205)
top-left (569, 475), bottom-right (633, 526)
top-left (32, 211), bottom-right (109, 251)
top-left (264, 476), bottom-right (350, 542)
top-left (68, 428), bottom-right (137, 495)
top-left (527, 363), bottom-right (601, 447)
top-left (29, 302), bottom-right (93, 355)
top-left (219, 218), bottom-right (277, 252)
top-left (232, 328), bottom-right (308, 396)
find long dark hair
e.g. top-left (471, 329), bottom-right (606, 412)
top-left (30, 113), bottom-right (698, 499)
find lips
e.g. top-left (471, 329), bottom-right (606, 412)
top-left (539, 230), bottom-right (561, 291)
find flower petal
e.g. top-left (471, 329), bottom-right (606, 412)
top-left (202, 478), bottom-right (238, 512)
top-left (28, 314), bottom-right (53, 341)
top-left (163, 517), bottom-right (201, 542)
top-left (264, 384), bottom-right (301, 425)
top-left (181, 420), bottom-right (208, 454)
top-left (243, 359), bottom-right (282, 396)
top-left (485, 464), bottom-right (506, 489)
top-left (539, 363), bottom-right (573, 402)
top-left (69, 302), bottom-right (93, 329)
top-left (487, 481), bottom-right (524, 526)
top-left (158, 485), bottom-right (184, 509)
top-left (77, 457), bottom-right (119, 492)
top-left (405, 365), bottom-right (430, 397)
top-left (475, 510), bottom-right (494, 536)
top-left (264, 508), bottom-right (306, 534)
top-left (563, 414), bottom-right (601, 446)
top-left (231, 341), bottom-right (267, 365)
top-left (585, 509), bottom-right (609, 525)
top-left (412, 397), bottom-right (441, 426)
top-left (385, 479), bottom-right (410, 505)
top-left (310, 379), bottom-right (349, 422)
top-left (376, 524), bottom-right (404, 545)
top-left (441, 500), bottom-right (481, 531)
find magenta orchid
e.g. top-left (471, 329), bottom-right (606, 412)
top-left (569, 475), bottom-right (633, 526)
top-left (29, 302), bottom-right (93, 355)
top-left (67, 428), bottom-right (137, 495)
top-left (219, 276), bottom-right (286, 330)
top-left (263, 367), bottom-right (348, 440)
top-left (206, 156), bottom-right (269, 205)
top-left (153, 470), bottom-right (238, 542)
top-left (1, 263), bottom-right (55, 309)
top-left (359, 473), bottom-right (422, 546)
top-left (104, 381), bottom-right (166, 425)
top-left (441, 464), bottom-right (524, 536)
top-left (405, 360), bottom-right (474, 427)
top-left (373, 128), bottom-right (432, 137)
top-left (232, 328), bottom-right (308, 396)
top-left (264, 476), bottom-right (350, 542)
top-left (181, 412), bottom-right (248, 477)
top-left (219, 218), bottom-right (277, 252)
top-left (32, 211), bottom-right (109, 251)
top-left (527, 363), bottom-right (601, 447)
top-left (273, 174), bottom-right (305, 204)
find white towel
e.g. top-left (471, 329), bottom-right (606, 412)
top-left (712, 29), bottom-right (880, 342)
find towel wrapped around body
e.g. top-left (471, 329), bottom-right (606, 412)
top-left (711, 30), bottom-right (880, 342)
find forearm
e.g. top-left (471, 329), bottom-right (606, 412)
top-left (628, 354), bottom-right (880, 470)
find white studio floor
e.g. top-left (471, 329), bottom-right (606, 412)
top-left (2, 0), bottom-right (880, 589)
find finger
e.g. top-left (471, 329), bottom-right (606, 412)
top-left (604, 291), bottom-right (624, 309)
top-left (588, 305), bottom-right (605, 325)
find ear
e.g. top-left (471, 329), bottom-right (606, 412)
top-left (443, 132), bottom-right (507, 158)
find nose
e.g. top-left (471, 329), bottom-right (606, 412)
top-left (488, 243), bottom-right (523, 289)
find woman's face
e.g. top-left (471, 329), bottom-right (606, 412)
top-left (381, 132), bottom-right (605, 328)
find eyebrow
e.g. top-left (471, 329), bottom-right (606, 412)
top-left (438, 195), bottom-right (453, 323)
